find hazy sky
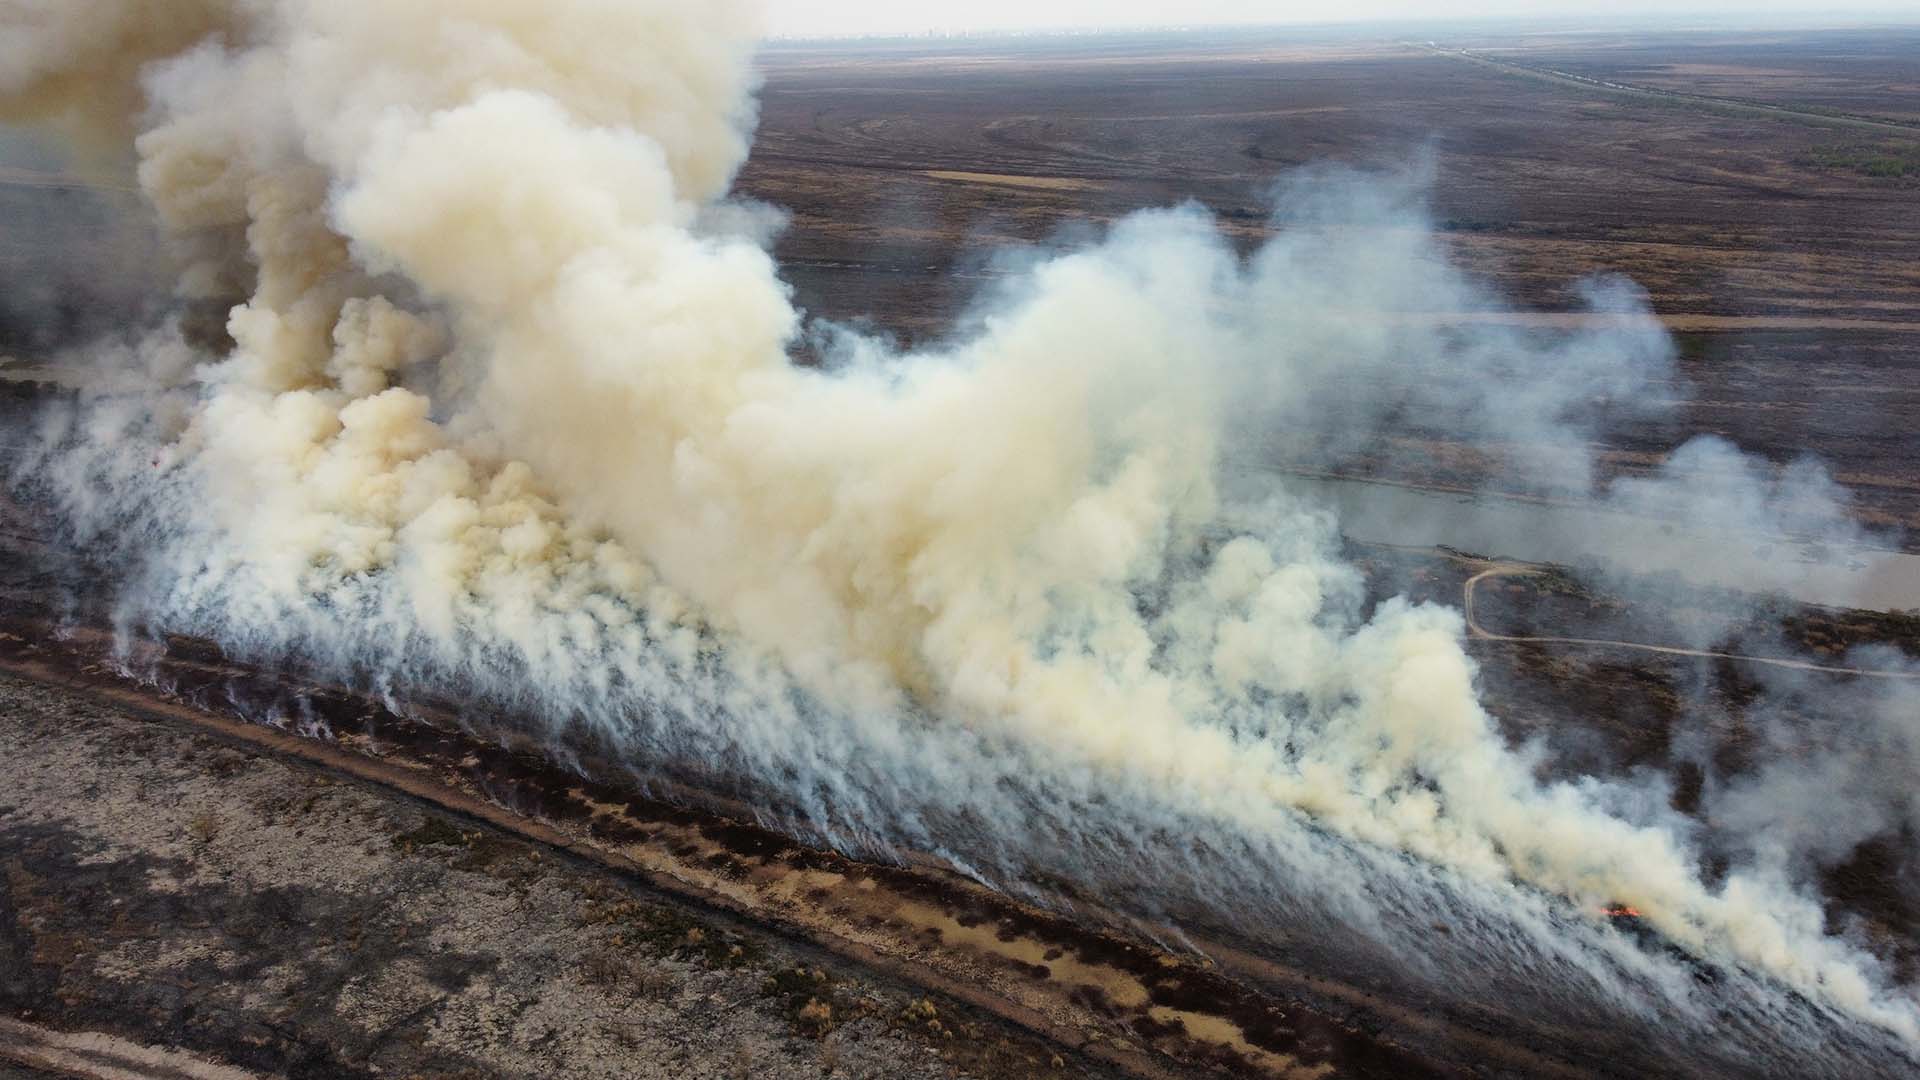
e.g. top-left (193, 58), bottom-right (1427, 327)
top-left (765, 1), bottom-right (1919, 37)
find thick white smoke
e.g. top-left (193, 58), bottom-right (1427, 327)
top-left (5, 2), bottom-right (1917, 1071)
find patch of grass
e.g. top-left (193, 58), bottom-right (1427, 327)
top-left (1803, 142), bottom-right (1920, 180)
top-left (580, 950), bottom-right (632, 987)
top-left (760, 966), bottom-right (883, 1038)
top-left (579, 951), bottom-right (681, 1000)
top-left (795, 997), bottom-right (835, 1036)
top-left (582, 898), bottom-right (764, 968)
top-left (185, 811), bottom-right (221, 845)
top-left (392, 816), bottom-right (468, 851)
top-left (1531, 565), bottom-right (1603, 602)
top-left (894, 995), bottom-right (954, 1039)
top-left (440, 834), bottom-right (556, 889)
top-left (391, 818), bottom-right (558, 887)
top-left (1669, 330), bottom-right (1719, 366)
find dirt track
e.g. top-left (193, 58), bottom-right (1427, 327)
top-left (1463, 564), bottom-right (1920, 679)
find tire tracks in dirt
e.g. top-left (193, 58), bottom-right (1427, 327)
top-left (1463, 564), bottom-right (1920, 680)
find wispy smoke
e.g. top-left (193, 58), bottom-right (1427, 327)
top-left (4, 3), bottom-right (1916, 1072)
top-left (1709, 661), bottom-right (1920, 876)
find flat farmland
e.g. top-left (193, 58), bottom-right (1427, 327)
top-left (1451, 27), bottom-right (1920, 124)
top-left (740, 27), bottom-right (1920, 537)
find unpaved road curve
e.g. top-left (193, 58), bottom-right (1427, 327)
top-left (1463, 565), bottom-right (1920, 680)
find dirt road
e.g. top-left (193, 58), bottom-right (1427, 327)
top-left (1463, 564), bottom-right (1920, 679)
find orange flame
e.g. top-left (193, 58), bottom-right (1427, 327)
top-left (1602, 903), bottom-right (1643, 918)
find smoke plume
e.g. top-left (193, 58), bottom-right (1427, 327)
top-left (4, 3), bottom-right (1916, 1072)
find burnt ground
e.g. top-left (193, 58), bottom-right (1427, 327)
top-left (0, 669), bottom-right (1120, 1080)
top-left (740, 27), bottom-right (1920, 536)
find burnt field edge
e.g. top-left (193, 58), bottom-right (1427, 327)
top-left (0, 604), bottom-right (1533, 1080)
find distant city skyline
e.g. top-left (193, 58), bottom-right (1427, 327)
top-left (765, 1), bottom-right (1920, 38)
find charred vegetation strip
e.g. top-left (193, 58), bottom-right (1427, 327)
top-left (0, 606), bottom-right (1502, 1080)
